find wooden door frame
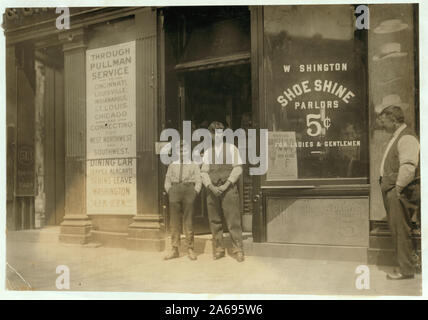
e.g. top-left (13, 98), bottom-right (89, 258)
top-left (158, 9), bottom-right (168, 233)
top-left (159, 7), bottom-right (257, 236)
top-left (250, 6), bottom-right (265, 243)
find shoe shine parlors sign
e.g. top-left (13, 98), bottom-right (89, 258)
top-left (86, 41), bottom-right (137, 215)
top-left (265, 10), bottom-right (367, 180)
top-left (267, 58), bottom-right (366, 180)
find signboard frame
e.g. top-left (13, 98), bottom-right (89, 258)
top-left (86, 40), bottom-right (137, 215)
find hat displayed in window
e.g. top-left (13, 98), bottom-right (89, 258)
top-left (379, 76), bottom-right (403, 86)
top-left (208, 121), bottom-right (225, 133)
top-left (373, 42), bottom-right (407, 61)
top-left (374, 19), bottom-right (408, 34)
top-left (375, 94), bottom-right (409, 114)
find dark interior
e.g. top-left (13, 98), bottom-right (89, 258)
top-left (184, 64), bottom-right (252, 130)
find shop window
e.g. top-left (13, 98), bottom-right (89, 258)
top-left (367, 4), bottom-right (417, 220)
top-left (263, 5), bottom-right (368, 182)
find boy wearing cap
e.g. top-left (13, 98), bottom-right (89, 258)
top-left (201, 121), bottom-right (245, 262)
top-left (376, 99), bottom-right (420, 280)
top-left (164, 141), bottom-right (202, 261)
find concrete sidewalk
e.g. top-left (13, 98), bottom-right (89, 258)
top-left (5, 228), bottom-right (422, 296)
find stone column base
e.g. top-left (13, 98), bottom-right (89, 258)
top-left (59, 215), bottom-right (92, 245)
top-left (127, 214), bottom-right (165, 251)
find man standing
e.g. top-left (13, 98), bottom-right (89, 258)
top-left (376, 102), bottom-right (419, 280)
top-left (201, 121), bottom-right (245, 262)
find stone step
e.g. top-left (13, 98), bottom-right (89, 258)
top-left (243, 238), bottom-right (368, 262)
top-left (367, 247), bottom-right (422, 271)
top-left (7, 226), bottom-right (103, 248)
top-left (9, 227), bottom-right (421, 268)
top-left (367, 248), bottom-right (396, 266)
top-left (369, 235), bottom-right (421, 250)
top-left (6, 226), bottom-right (61, 243)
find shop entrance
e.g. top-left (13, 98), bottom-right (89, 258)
top-left (178, 64), bottom-right (253, 234)
top-left (161, 6), bottom-right (253, 235)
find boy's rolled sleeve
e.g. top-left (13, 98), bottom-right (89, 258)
top-left (200, 163), bottom-right (212, 188)
top-left (164, 165), bottom-right (172, 193)
top-left (227, 166), bottom-right (243, 185)
top-left (193, 164), bottom-right (202, 193)
top-left (200, 150), bottom-right (213, 187)
top-left (227, 145), bottom-right (243, 184)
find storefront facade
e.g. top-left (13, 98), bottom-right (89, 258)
top-left (4, 5), bottom-right (419, 262)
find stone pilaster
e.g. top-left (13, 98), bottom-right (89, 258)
top-left (58, 28), bottom-right (92, 244)
top-left (128, 214), bottom-right (165, 251)
top-left (6, 44), bottom-right (18, 231)
top-left (127, 8), bottom-right (165, 251)
top-left (34, 60), bottom-right (46, 228)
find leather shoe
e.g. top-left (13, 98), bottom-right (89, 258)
top-left (236, 251), bottom-right (245, 263)
top-left (188, 248), bottom-right (197, 261)
top-left (213, 251), bottom-right (225, 260)
top-left (386, 272), bottom-right (414, 280)
top-left (164, 248), bottom-right (179, 260)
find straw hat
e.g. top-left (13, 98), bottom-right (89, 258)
top-left (373, 42), bottom-right (407, 61)
top-left (374, 19), bottom-right (408, 34)
top-left (379, 76), bottom-right (403, 86)
top-left (375, 94), bottom-right (409, 114)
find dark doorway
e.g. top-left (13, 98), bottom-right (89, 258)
top-left (162, 7), bottom-right (252, 235)
top-left (44, 66), bottom-right (65, 225)
top-left (183, 64), bottom-right (252, 234)
top-left (184, 64), bottom-right (252, 130)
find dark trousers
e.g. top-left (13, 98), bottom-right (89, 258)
top-left (168, 183), bottom-right (197, 249)
top-left (206, 184), bottom-right (243, 253)
top-left (382, 187), bottom-right (415, 275)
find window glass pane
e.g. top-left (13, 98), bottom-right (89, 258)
top-left (368, 4), bottom-right (416, 220)
top-left (264, 5), bottom-right (368, 181)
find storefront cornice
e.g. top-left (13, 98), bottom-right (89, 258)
top-left (4, 7), bottom-right (142, 46)
top-left (175, 52), bottom-right (250, 72)
top-left (58, 28), bottom-right (86, 52)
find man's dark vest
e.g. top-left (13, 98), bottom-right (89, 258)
top-left (209, 143), bottom-right (234, 186)
top-left (381, 126), bottom-right (419, 193)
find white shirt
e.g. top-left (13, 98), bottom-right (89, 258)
top-left (380, 123), bottom-right (419, 187)
top-left (164, 160), bottom-right (202, 193)
top-left (201, 143), bottom-right (244, 165)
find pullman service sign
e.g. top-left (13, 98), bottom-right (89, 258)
top-left (86, 41), bottom-right (137, 215)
